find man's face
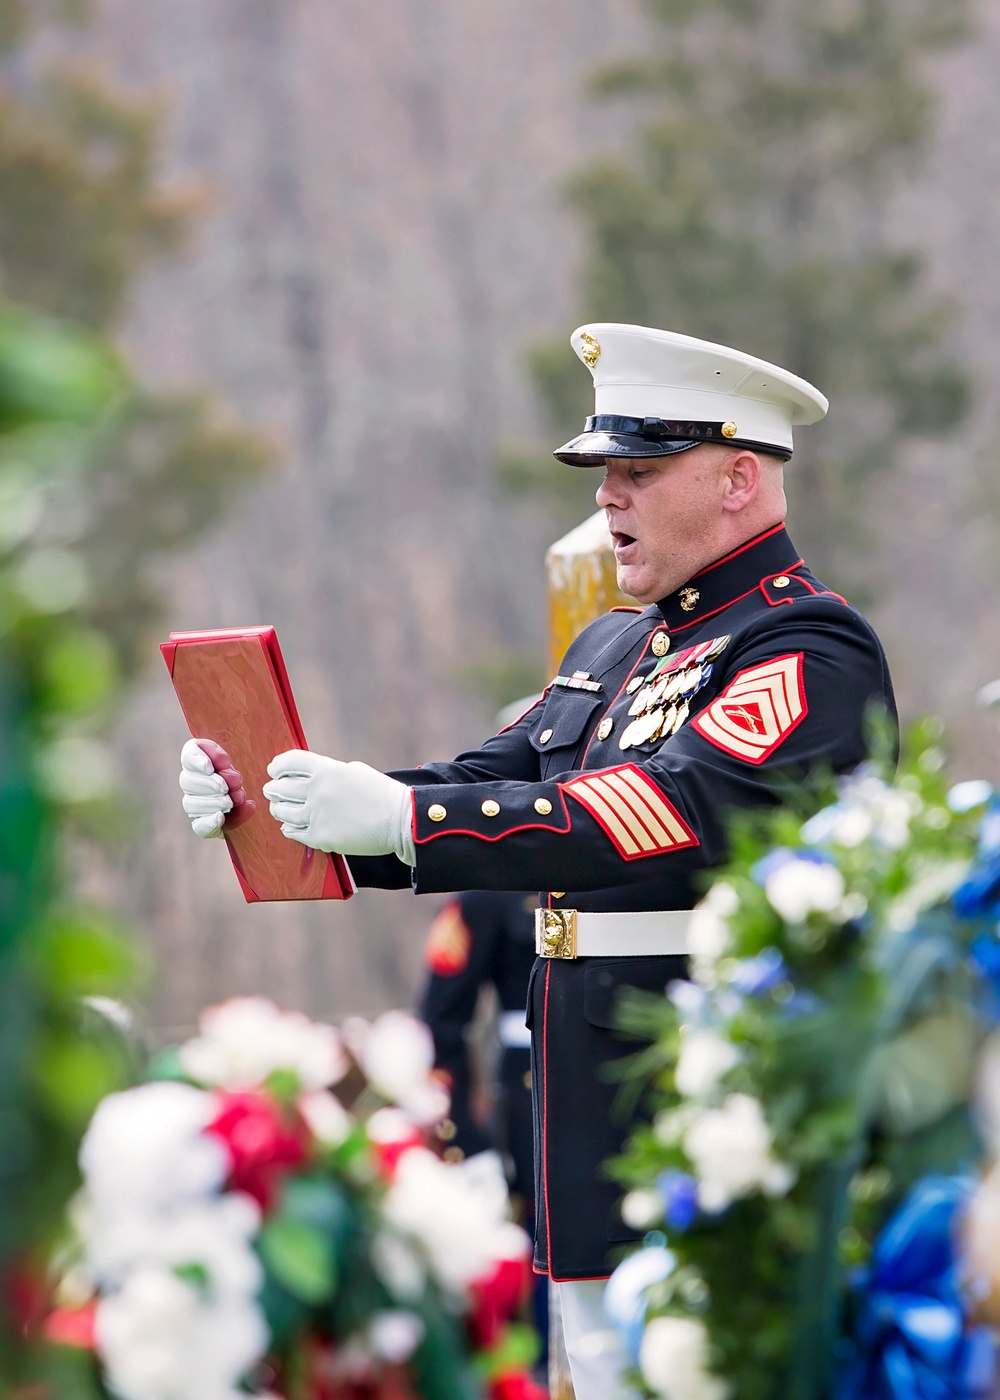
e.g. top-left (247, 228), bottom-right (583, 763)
top-left (594, 445), bottom-right (731, 604)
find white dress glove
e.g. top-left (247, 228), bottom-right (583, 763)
top-left (179, 738), bottom-right (232, 837)
top-left (262, 750), bottom-right (415, 865)
top-left (178, 738), bottom-right (256, 838)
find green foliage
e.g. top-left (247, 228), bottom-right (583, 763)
top-left (0, 4), bottom-right (270, 1387)
top-left (0, 304), bottom-right (141, 1390)
top-left (525, 0), bottom-right (973, 584)
top-left (0, 69), bottom-right (190, 328)
top-left (611, 721), bottom-right (988, 1398)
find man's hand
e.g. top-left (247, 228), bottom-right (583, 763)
top-left (263, 750), bottom-right (415, 864)
top-left (178, 739), bottom-right (256, 838)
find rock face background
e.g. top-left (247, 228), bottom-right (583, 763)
top-left (42, 0), bottom-right (1000, 1035)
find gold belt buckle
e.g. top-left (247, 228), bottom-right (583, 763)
top-left (535, 907), bottom-right (578, 959)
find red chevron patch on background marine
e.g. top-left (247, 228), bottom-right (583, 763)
top-left (424, 900), bottom-right (472, 976)
top-left (692, 653), bottom-right (807, 763)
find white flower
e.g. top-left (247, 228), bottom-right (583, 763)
top-left (689, 883), bottom-right (737, 961)
top-left (620, 1189), bottom-right (664, 1230)
top-left (80, 1084), bottom-right (226, 1233)
top-left (299, 1089), bottom-right (352, 1146)
top-left (382, 1148), bottom-right (528, 1295)
top-left (639, 1315), bottom-right (729, 1400)
top-left (604, 1246), bottom-right (675, 1337)
top-left (675, 1030), bottom-right (740, 1099)
top-left (95, 1265), bottom-right (267, 1400)
top-left (345, 1012), bottom-right (449, 1124)
top-left (802, 801), bottom-right (873, 848)
top-left (368, 1309), bottom-right (425, 1363)
top-left (372, 1232), bottom-right (426, 1301)
top-left (948, 780), bottom-right (992, 813)
top-left (764, 858), bottom-right (844, 924)
top-left (180, 997), bottom-right (347, 1091)
top-left (835, 773), bottom-right (922, 850)
top-left (683, 1094), bottom-right (796, 1213)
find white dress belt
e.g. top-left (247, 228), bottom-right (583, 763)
top-left (534, 907), bottom-right (693, 960)
top-left (498, 1010), bottom-right (532, 1048)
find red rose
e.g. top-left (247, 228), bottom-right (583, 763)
top-left (206, 1090), bottom-right (307, 1209)
top-left (490, 1371), bottom-right (548, 1400)
top-left (470, 1254), bottom-right (531, 1347)
top-left (43, 1301), bottom-right (97, 1349)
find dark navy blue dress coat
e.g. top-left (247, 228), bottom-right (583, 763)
top-left (352, 525), bottom-right (896, 1279)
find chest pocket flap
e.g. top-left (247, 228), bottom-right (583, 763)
top-left (529, 688), bottom-right (603, 757)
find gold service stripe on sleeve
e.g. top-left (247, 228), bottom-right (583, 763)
top-left (566, 777), bottom-right (644, 855)
top-left (612, 768), bottom-right (692, 845)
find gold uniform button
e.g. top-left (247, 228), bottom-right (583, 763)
top-left (534, 797), bottom-right (553, 815)
top-left (551, 891), bottom-right (566, 899)
top-left (597, 716), bottom-right (614, 741)
top-left (539, 728), bottom-right (553, 745)
top-left (721, 421), bottom-right (738, 438)
top-left (481, 799), bottom-right (501, 817)
top-left (436, 1118), bottom-right (457, 1141)
top-left (428, 803), bottom-right (447, 822)
top-left (443, 1146), bottom-right (465, 1164)
top-left (522, 1070), bottom-right (532, 1091)
top-left (651, 632), bottom-right (670, 657)
top-left (772, 575), bottom-right (791, 588)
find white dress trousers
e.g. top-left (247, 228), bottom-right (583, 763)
top-left (555, 1279), bottom-right (642, 1400)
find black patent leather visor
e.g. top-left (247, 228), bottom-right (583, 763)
top-left (552, 414), bottom-right (789, 466)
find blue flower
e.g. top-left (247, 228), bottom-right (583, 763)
top-left (751, 846), bottom-right (836, 886)
top-left (777, 989), bottom-right (822, 1020)
top-left (954, 800), bottom-right (1000, 919)
top-left (836, 1175), bottom-right (995, 1399)
top-left (656, 1169), bottom-right (699, 1232)
top-left (729, 947), bottom-right (787, 995)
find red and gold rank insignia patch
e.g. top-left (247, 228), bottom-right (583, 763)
top-left (562, 764), bottom-right (698, 860)
top-left (692, 653), bottom-right (807, 764)
top-left (424, 901), bottom-right (472, 976)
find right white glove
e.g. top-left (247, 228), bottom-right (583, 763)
top-left (179, 738), bottom-right (232, 837)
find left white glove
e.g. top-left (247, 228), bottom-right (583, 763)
top-left (262, 750), bottom-right (415, 864)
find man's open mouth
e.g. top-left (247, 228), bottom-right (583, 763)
top-left (611, 530), bottom-right (636, 550)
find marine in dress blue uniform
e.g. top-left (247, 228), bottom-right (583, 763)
top-left (182, 323), bottom-right (897, 1399)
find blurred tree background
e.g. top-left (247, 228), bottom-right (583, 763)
top-left (509, 0), bottom-right (975, 593)
top-left (0, 0), bottom-right (991, 1040)
top-left (0, 2), bottom-right (268, 1385)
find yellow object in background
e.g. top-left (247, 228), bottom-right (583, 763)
top-left (545, 510), bottom-right (633, 677)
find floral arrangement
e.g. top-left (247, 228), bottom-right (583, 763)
top-left (605, 722), bottom-right (1000, 1400)
top-left (43, 997), bottom-right (546, 1400)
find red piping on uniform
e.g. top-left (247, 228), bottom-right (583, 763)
top-left (549, 1269), bottom-right (613, 1283)
top-left (413, 789), bottom-right (573, 844)
top-left (579, 632), bottom-right (659, 767)
top-left (689, 522), bottom-right (787, 579)
top-left (541, 961), bottom-right (552, 1277)
top-left (668, 561), bottom-right (803, 634)
top-left (496, 685), bottom-right (551, 736)
top-left (794, 575), bottom-right (847, 605)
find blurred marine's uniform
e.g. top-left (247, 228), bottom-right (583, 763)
top-left (419, 889), bottom-right (538, 1203)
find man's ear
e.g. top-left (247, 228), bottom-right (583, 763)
top-left (721, 450), bottom-right (762, 513)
